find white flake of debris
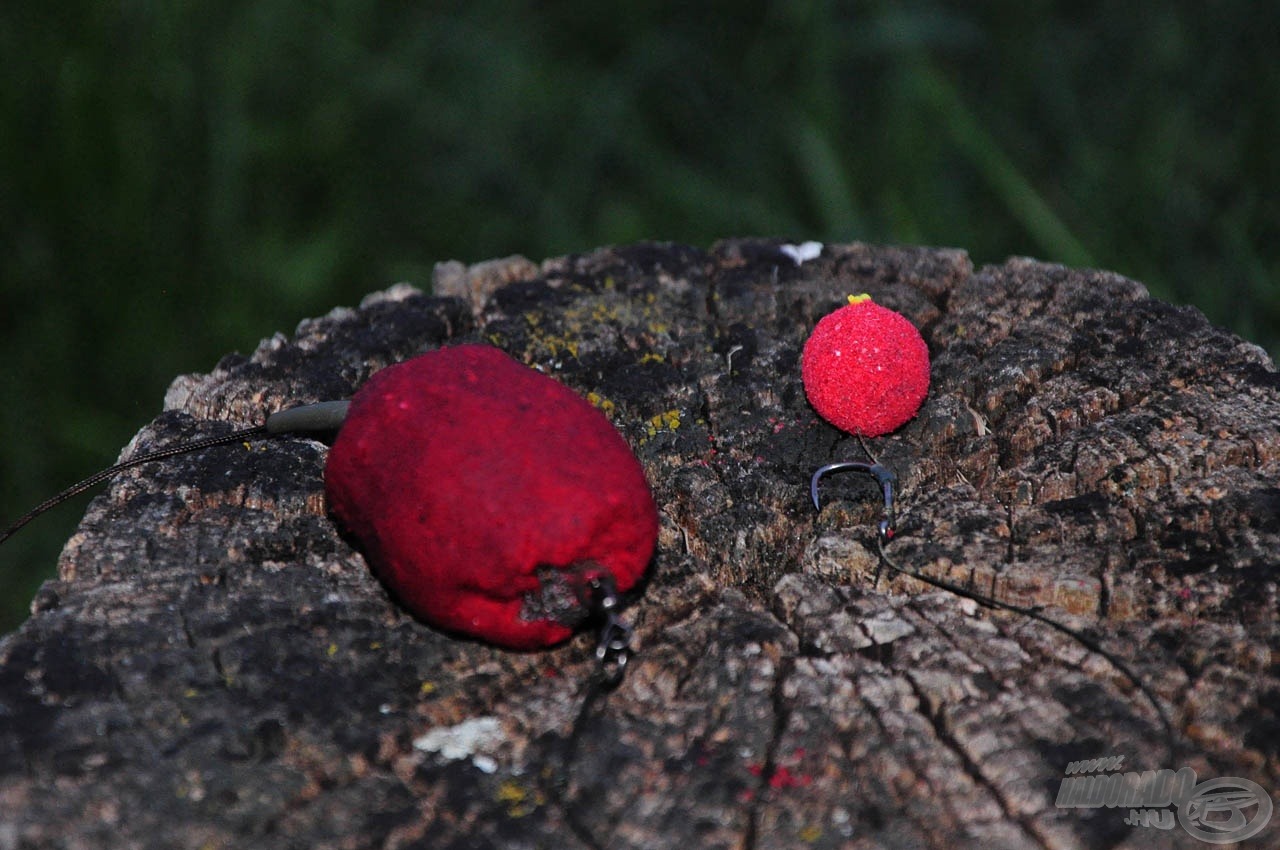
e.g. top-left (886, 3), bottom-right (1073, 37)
top-left (863, 611), bottom-right (915, 644)
top-left (472, 754), bottom-right (498, 774)
top-left (779, 241), bottom-right (823, 266)
top-left (412, 717), bottom-right (505, 769)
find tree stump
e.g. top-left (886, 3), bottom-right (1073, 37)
top-left (1, 240), bottom-right (1276, 850)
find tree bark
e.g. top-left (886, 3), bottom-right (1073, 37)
top-left (1, 240), bottom-right (1276, 850)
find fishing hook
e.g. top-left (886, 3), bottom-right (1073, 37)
top-left (810, 461), bottom-right (897, 543)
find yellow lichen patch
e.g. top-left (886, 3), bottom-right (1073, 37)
top-left (519, 311), bottom-right (582, 360)
top-left (586, 392), bottom-right (616, 416)
top-left (645, 409), bottom-right (681, 439)
top-left (590, 302), bottom-right (621, 323)
top-left (536, 335), bottom-right (579, 359)
top-left (496, 779), bottom-right (545, 818)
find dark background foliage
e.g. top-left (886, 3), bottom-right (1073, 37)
top-left (2, 1), bottom-right (1276, 631)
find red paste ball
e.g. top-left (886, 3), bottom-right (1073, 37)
top-left (324, 345), bottom-right (658, 650)
top-left (801, 295), bottom-right (930, 436)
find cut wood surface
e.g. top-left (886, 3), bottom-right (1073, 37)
top-left (1, 240), bottom-right (1276, 850)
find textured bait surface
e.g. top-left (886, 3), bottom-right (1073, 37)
top-left (801, 296), bottom-right (930, 436)
top-left (325, 345), bottom-right (659, 649)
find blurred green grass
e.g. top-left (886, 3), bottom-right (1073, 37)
top-left (2, 2), bottom-right (1276, 633)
